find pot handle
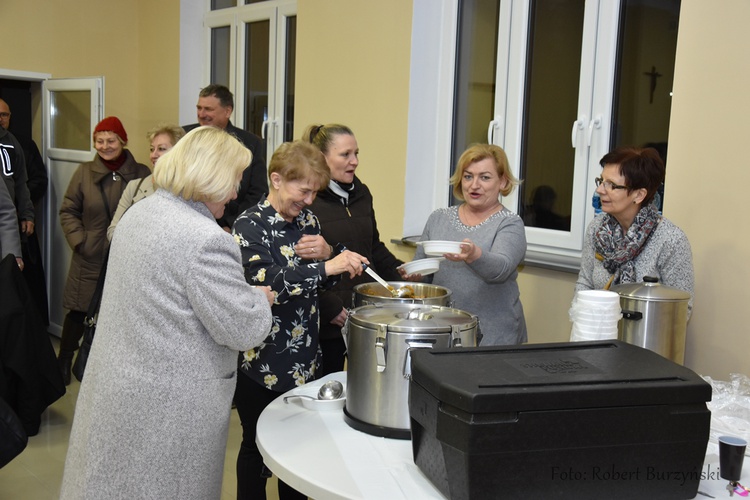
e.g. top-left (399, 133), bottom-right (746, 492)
top-left (342, 310), bottom-right (351, 350)
top-left (403, 339), bottom-right (436, 379)
top-left (622, 310), bottom-right (643, 320)
top-left (375, 324), bottom-right (388, 372)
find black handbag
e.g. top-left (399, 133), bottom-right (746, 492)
top-left (72, 250), bottom-right (109, 383)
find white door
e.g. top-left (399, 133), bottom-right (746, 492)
top-left (42, 77), bottom-right (104, 336)
top-left (205, 0), bottom-right (297, 156)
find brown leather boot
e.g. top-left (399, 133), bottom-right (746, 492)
top-left (58, 351), bottom-right (73, 386)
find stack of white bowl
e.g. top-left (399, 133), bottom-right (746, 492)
top-left (569, 290), bottom-right (622, 342)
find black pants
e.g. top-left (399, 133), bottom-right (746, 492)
top-left (234, 372), bottom-right (307, 500)
top-left (319, 335), bottom-right (346, 376)
top-left (59, 310), bottom-right (86, 356)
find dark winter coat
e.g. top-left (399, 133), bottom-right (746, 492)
top-left (183, 121), bottom-right (268, 228)
top-left (309, 177), bottom-right (403, 340)
top-left (59, 151), bottom-right (150, 311)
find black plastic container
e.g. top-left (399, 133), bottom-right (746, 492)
top-left (409, 340), bottom-right (712, 499)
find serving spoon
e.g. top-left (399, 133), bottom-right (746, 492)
top-left (362, 263), bottom-right (401, 297)
top-left (283, 380), bottom-right (344, 404)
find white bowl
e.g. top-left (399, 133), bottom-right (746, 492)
top-left (399, 258), bottom-right (444, 276)
top-left (572, 310), bottom-right (621, 321)
top-left (419, 240), bottom-right (464, 256)
top-left (573, 319), bottom-right (619, 328)
top-left (575, 290), bottom-right (620, 303)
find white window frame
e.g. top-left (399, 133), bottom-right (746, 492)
top-left (183, 0), bottom-right (296, 155)
top-left (406, 0), bottom-right (626, 272)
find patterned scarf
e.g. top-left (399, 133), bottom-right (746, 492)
top-left (594, 203), bottom-right (661, 287)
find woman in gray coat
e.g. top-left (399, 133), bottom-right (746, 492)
top-left (60, 126), bottom-right (274, 500)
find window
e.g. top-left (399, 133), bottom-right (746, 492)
top-left (405, 0), bottom-right (680, 271)
top-left (205, 0), bottom-right (297, 155)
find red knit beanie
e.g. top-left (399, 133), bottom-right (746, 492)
top-left (94, 116), bottom-right (128, 144)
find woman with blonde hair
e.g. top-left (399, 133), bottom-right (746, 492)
top-left (303, 123), bottom-right (407, 375)
top-left (402, 143), bottom-right (528, 346)
top-left (61, 126), bottom-right (274, 500)
top-left (107, 124), bottom-right (185, 240)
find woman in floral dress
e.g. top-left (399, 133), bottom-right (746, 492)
top-left (231, 140), bottom-right (367, 500)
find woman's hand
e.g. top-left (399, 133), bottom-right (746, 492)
top-left (296, 234), bottom-right (332, 260)
top-left (397, 266), bottom-right (423, 282)
top-left (330, 307), bottom-right (348, 328)
top-left (255, 285), bottom-right (275, 306)
top-left (325, 250), bottom-right (368, 278)
top-left (444, 238), bottom-right (482, 264)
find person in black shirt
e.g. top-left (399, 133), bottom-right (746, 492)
top-left (183, 84), bottom-right (268, 230)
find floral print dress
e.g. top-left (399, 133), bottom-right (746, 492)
top-left (232, 198), bottom-right (338, 393)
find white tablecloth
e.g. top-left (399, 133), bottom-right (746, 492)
top-left (256, 372), bottom-right (744, 499)
top-left (255, 372), bottom-right (445, 500)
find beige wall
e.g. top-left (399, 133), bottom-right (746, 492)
top-left (3, 0), bottom-right (181, 164)
top-left (665, 0), bottom-right (750, 378)
top-left (5, 0), bottom-right (748, 379)
top-left (295, 0), bottom-right (414, 264)
top-left (294, 0), bottom-right (750, 380)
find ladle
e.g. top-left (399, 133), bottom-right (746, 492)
top-left (283, 380), bottom-right (344, 404)
top-left (362, 263), bottom-right (399, 297)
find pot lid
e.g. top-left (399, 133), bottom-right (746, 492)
top-left (610, 276), bottom-right (690, 302)
top-left (350, 304), bottom-right (477, 333)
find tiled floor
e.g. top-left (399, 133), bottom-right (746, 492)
top-left (0, 336), bottom-right (281, 500)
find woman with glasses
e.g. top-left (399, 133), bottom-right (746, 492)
top-left (576, 147), bottom-right (694, 314)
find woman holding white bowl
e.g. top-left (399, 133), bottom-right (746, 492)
top-left (402, 143), bottom-right (528, 346)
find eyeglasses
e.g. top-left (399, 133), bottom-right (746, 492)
top-left (0, 113), bottom-right (10, 119)
top-left (594, 177), bottom-right (628, 191)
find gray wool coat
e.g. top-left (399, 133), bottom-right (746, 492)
top-left (60, 190), bottom-right (273, 500)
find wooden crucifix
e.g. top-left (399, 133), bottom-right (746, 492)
top-left (643, 65), bottom-right (662, 104)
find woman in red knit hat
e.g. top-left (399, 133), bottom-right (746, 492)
top-left (57, 116), bottom-right (150, 385)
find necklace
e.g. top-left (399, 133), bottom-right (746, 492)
top-left (460, 203), bottom-right (503, 227)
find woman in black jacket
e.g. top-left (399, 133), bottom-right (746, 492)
top-left (304, 123), bottom-right (405, 375)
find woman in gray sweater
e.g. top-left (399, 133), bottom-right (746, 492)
top-left (576, 147), bottom-right (694, 316)
top-left (405, 143), bottom-right (528, 346)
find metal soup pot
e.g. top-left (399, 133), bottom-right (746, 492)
top-left (343, 304), bottom-right (478, 439)
top-left (610, 276), bottom-right (691, 364)
top-left (352, 282), bottom-right (452, 308)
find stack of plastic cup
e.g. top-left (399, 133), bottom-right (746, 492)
top-left (569, 290), bottom-right (622, 341)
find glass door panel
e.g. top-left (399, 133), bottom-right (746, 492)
top-left (611, 0), bottom-right (680, 210)
top-left (452, 0), bottom-right (501, 178)
top-left (244, 20), bottom-right (270, 138)
top-left (212, 0), bottom-right (237, 10)
top-left (518, 0), bottom-right (585, 231)
top-left (282, 15), bottom-right (296, 142)
top-left (211, 26), bottom-right (232, 87)
top-left (49, 90), bottom-right (91, 151)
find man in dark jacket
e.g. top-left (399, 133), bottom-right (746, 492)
top-left (0, 99), bottom-right (34, 237)
top-left (183, 84), bottom-right (268, 230)
top-left (0, 98), bottom-right (49, 325)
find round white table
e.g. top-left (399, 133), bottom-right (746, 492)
top-left (257, 373), bottom-right (743, 499)
top-left (255, 372), bottom-right (446, 500)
